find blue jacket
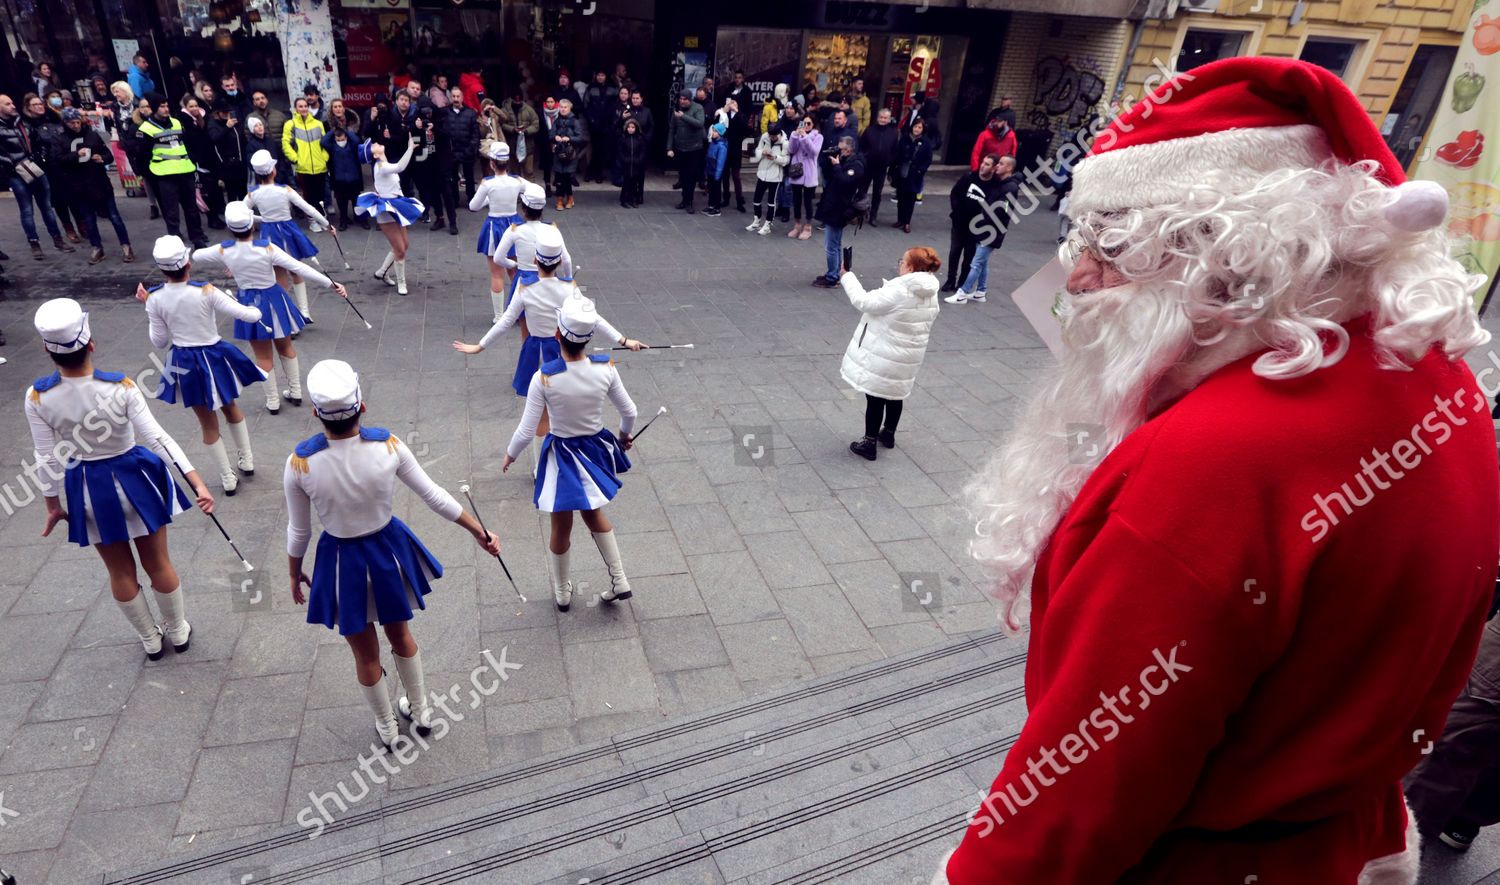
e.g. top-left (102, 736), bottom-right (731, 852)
top-left (127, 67), bottom-right (156, 101)
top-left (320, 130), bottom-right (363, 183)
top-left (704, 139), bottom-right (727, 180)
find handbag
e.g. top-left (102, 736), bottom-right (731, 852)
top-left (14, 158), bottom-right (43, 183)
top-left (788, 161), bottom-right (804, 180)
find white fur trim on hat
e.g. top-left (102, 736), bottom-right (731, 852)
top-left (1069, 124), bottom-right (1334, 218)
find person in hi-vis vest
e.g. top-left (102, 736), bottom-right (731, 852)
top-left (138, 92), bottom-right (207, 248)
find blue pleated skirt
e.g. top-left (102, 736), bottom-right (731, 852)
top-left (534, 430), bottom-right (632, 513)
top-left (513, 334), bottom-right (561, 397)
top-left (64, 446), bottom-right (190, 546)
top-left (158, 340), bottom-right (266, 409)
top-left (355, 192), bottom-right (424, 227)
top-left (306, 517), bottom-right (444, 636)
top-left (234, 285), bottom-right (305, 340)
top-left (476, 215), bottom-right (517, 256)
top-left (260, 218), bottom-right (318, 259)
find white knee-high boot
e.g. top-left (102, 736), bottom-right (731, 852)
top-left (205, 439), bottom-right (237, 494)
top-left (226, 419), bottom-right (253, 474)
top-left (548, 548), bottom-right (573, 611)
top-left (375, 251), bottom-right (395, 283)
top-left (263, 362), bottom-right (281, 413)
top-left (489, 290), bottom-right (505, 323)
top-left (360, 674), bottom-right (399, 749)
top-left (280, 355), bottom-right (302, 403)
top-left (152, 584), bottom-right (191, 653)
top-left (395, 260), bottom-right (408, 296)
top-left (593, 531), bottom-right (633, 602)
top-left (394, 650), bottom-right (432, 735)
top-left (116, 591), bottom-right (164, 660)
top-left (292, 280), bottom-right (311, 321)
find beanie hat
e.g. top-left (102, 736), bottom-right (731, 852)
top-left (1071, 57), bottom-right (1446, 232)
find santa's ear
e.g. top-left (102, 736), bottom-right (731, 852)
top-left (1384, 180), bottom-right (1448, 233)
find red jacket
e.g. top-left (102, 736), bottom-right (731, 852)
top-left (460, 72), bottom-right (486, 113)
top-left (945, 319), bottom-right (1498, 884)
top-left (971, 127), bottom-right (1017, 171)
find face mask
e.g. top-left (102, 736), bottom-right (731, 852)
top-left (48, 97), bottom-right (62, 108)
top-left (336, 137), bottom-right (347, 146)
top-left (226, 89), bottom-right (237, 96)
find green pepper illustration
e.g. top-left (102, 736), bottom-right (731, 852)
top-left (1454, 64), bottom-right (1486, 113)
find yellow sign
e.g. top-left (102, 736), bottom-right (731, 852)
top-left (1409, 6), bottom-right (1500, 309)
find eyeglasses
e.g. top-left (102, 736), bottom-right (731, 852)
top-left (1059, 225), bottom-right (1125, 272)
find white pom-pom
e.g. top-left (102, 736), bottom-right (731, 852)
top-left (1385, 180), bottom-right (1449, 232)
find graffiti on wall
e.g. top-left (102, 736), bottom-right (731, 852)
top-left (1029, 55), bottom-right (1106, 130)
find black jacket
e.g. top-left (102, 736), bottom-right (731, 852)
top-left (814, 152), bottom-right (867, 227)
top-left (891, 133), bottom-right (933, 193)
top-left (381, 105), bottom-right (420, 155)
top-left (859, 121), bottom-right (899, 167)
top-left (724, 84), bottom-right (755, 133)
top-left (0, 112), bottom-right (30, 177)
top-left (619, 105), bottom-right (653, 145)
top-left (949, 171), bottom-right (1015, 246)
top-left (435, 104), bottom-right (479, 160)
top-left (617, 129), bottom-right (647, 178)
top-left (208, 115), bottom-right (247, 174)
top-left (55, 125), bottom-right (113, 197)
top-left (584, 83), bottom-right (615, 133)
top-left (179, 112), bottom-right (217, 172)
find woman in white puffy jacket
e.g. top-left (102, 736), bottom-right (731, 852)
top-left (838, 246), bottom-right (942, 461)
top-left (746, 129), bottom-right (789, 235)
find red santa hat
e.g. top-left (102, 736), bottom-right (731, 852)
top-left (1070, 57), bottom-right (1447, 232)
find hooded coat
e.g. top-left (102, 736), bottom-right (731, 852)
top-left (838, 271), bottom-right (940, 400)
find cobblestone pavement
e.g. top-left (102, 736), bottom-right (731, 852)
top-left (0, 169), bottom-right (1054, 883)
top-left (3, 171), bottom-right (1499, 884)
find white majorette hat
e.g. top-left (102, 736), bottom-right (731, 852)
top-left (534, 224), bottom-right (564, 264)
top-left (557, 292), bottom-right (600, 343)
top-left (520, 182), bottom-right (547, 210)
top-left (224, 200), bottom-right (255, 233)
top-left (250, 149), bottom-right (276, 176)
top-left (487, 140), bottom-right (510, 162)
top-left (306, 359), bottom-right (363, 420)
top-left (153, 234), bottom-right (191, 271)
top-left (34, 298), bottom-right (92, 354)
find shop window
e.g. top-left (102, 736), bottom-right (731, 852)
top-left (1176, 28), bottom-right (1246, 73)
top-left (1300, 38), bottom-right (1360, 79)
top-left (803, 31), bottom-right (870, 96)
top-left (1382, 44), bottom-right (1458, 170)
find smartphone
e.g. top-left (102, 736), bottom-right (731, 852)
top-left (842, 246), bottom-right (853, 273)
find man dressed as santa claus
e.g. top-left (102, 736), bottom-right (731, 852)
top-left (935, 57), bottom-right (1500, 884)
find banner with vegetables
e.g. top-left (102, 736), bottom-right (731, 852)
top-left (1410, 2), bottom-right (1500, 310)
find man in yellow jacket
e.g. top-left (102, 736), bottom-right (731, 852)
top-left (281, 96), bottom-right (330, 230)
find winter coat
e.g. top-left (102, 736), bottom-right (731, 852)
top-left (617, 129), bottom-right (647, 178)
top-left (859, 121), bottom-right (899, 167)
top-left (550, 114), bottom-right (587, 174)
top-left (619, 105), bottom-right (653, 145)
top-left (0, 112), bottom-right (31, 178)
top-left (179, 112), bottom-right (217, 173)
top-left (320, 130), bottom-right (364, 183)
top-left (584, 83), bottom-right (615, 133)
top-left (207, 115), bottom-right (247, 176)
top-left (751, 133), bottom-right (789, 183)
top-left (54, 125), bottom-right (114, 199)
top-left (668, 102), bottom-right (706, 154)
top-left (892, 133), bottom-right (933, 194)
top-left (786, 129), bottom-right (822, 187)
top-left (850, 93), bottom-right (872, 134)
top-left (459, 72), bottom-right (486, 112)
top-left (761, 99), bottom-right (783, 137)
top-left (950, 171), bottom-right (1017, 247)
top-left (704, 138), bottom-right (727, 180)
top-left (499, 99), bottom-right (539, 160)
top-left (281, 112), bottom-right (328, 175)
top-left (436, 104), bottom-right (480, 160)
top-left (970, 126), bottom-right (1017, 171)
top-left (815, 153), bottom-right (867, 228)
top-left (839, 271), bottom-right (940, 401)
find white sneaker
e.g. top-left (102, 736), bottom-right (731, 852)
top-left (969, 290), bottom-right (987, 303)
top-left (758, 221), bottom-right (772, 236)
top-left (944, 292), bottom-right (970, 304)
top-left (221, 470), bottom-right (239, 495)
top-left (745, 219), bottom-right (761, 232)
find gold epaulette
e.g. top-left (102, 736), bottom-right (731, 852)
top-left (386, 435), bottom-right (401, 455)
top-left (27, 388), bottom-right (39, 404)
top-left (290, 454), bottom-right (310, 474)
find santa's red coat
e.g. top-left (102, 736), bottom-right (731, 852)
top-left (945, 319), bottom-right (1499, 883)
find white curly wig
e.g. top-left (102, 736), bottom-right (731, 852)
top-left (965, 156), bottom-right (1488, 632)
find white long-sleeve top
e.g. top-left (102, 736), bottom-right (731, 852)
top-left (506, 355), bottom-right (638, 458)
top-left (144, 280), bottom-right (263, 348)
top-left (493, 219), bottom-right (573, 277)
top-left (468, 174), bottom-right (523, 217)
top-left (283, 428), bottom-right (462, 556)
top-left (373, 143), bottom-right (415, 198)
top-left (190, 239), bottom-right (333, 292)
top-left (25, 371), bottom-right (194, 498)
top-left (477, 277), bottom-right (622, 351)
top-left (246, 182), bottom-right (330, 229)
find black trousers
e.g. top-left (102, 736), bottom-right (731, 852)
top-left (752, 179), bottom-right (779, 220)
top-left (155, 171), bottom-right (205, 243)
top-left (866, 162), bottom-right (889, 220)
top-left (333, 178), bottom-right (362, 225)
top-left (675, 149), bottom-right (703, 207)
top-left (555, 171), bottom-right (575, 199)
top-left (947, 227), bottom-right (976, 288)
top-left (452, 154), bottom-right (477, 203)
top-left (200, 171), bottom-right (226, 221)
top-left (413, 162), bottom-right (452, 222)
top-left (222, 170), bottom-right (247, 204)
top-left (791, 184), bottom-right (816, 221)
top-left (1406, 617), bottom-right (1500, 838)
top-left (296, 172), bottom-right (327, 220)
top-left (622, 172), bottom-right (644, 204)
top-left (721, 145), bottom-right (745, 207)
top-left (706, 175), bottom-right (723, 210)
top-left (896, 186), bottom-right (918, 226)
top-left (864, 395), bottom-right (904, 438)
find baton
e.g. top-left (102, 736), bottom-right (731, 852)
top-left (458, 483), bottom-right (526, 603)
top-left (629, 406), bottom-right (668, 441)
top-left (167, 457), bottom-right (253, 572)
